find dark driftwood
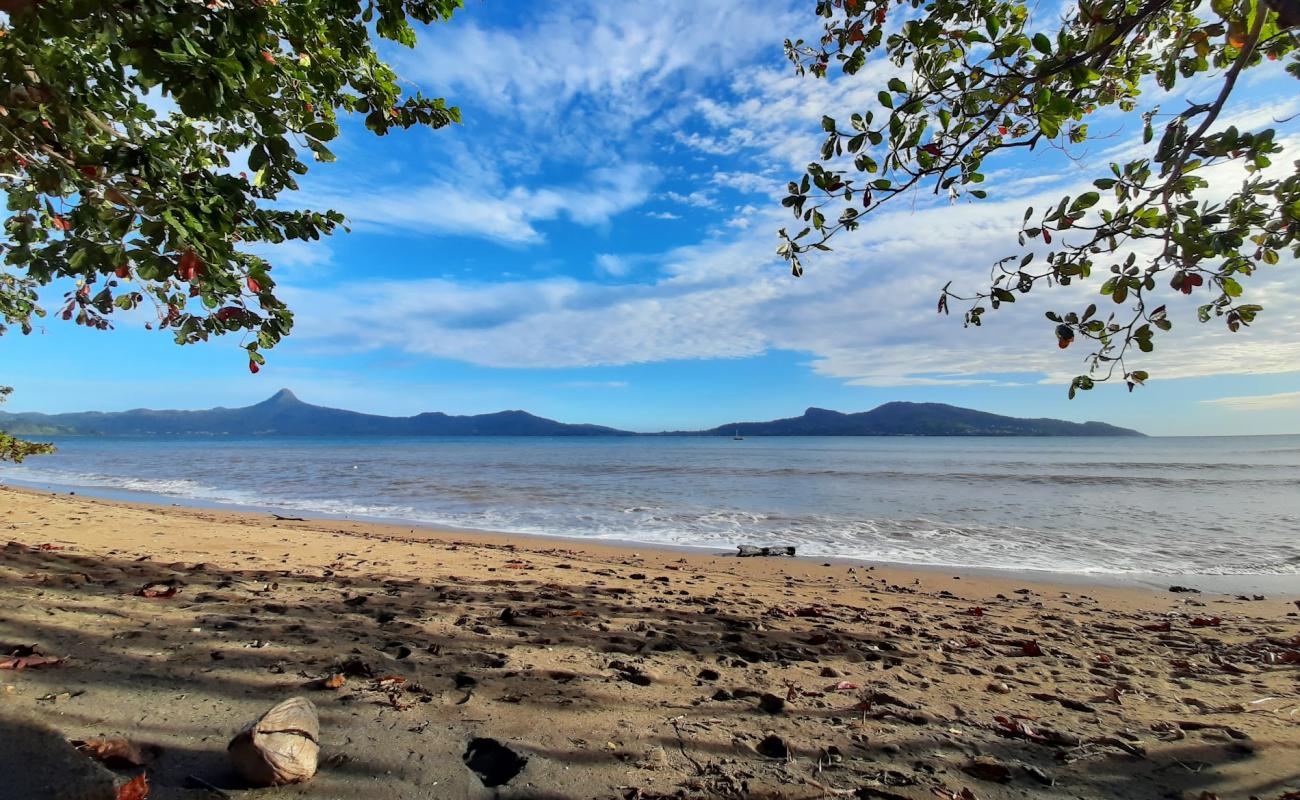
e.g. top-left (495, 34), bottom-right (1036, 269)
top-left (736, 545), bottom-right (796, 557)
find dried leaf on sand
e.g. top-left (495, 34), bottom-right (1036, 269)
top-left (73, 738), bottom-right (162, 768)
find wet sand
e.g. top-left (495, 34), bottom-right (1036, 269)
top-left (1, 484), bottom-right (1298, 799)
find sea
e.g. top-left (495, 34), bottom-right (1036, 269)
top-left (3, 434), bottom-right (1299, 587)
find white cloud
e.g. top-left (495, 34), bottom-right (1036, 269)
top-left (594, 254), bottom-right (631, 277)
top-left (1201, 391), bottom-right (1300, 411)
top-left (304, 163), bottom-right (657, 245)
top-left (661, 189), bottom-right (719, 210)
top-left (402, 1), bottom-right (802, 145)
top-left (275, 0), bottom-right (1300, 392)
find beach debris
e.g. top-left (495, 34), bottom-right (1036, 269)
top-left (755, 734), bottom-right (788, 759)
top-left (73, 738), bottom-right (162, 768)
top-left (1017, 640), bottom-right (1044, 656)
top-left (0, 644), bottom-right (64, 670)
top-left (736, 545), bottom-right (796, 557)
top-left (1168, 585), bottom-right (1201, 593)
top-left (116, 774), bottom-right (149, 800)
top-left (992, 715), bottom-right (1048, 743)
top-left (311, 673), bottom-right (345, 690)
top-left (961, 758), bottom-right (1012, 783)
top-left (134, 582), bottom-right (179, 599)
top-left (227, 697), bottom-right (320, 786)
top-left (463, 737), bottom-right (527, 788)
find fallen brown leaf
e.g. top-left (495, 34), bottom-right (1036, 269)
top-left (319, 673), bottom-right (345, 689)
top-left (74, 738), bottom-right (162, 768)
top-left (0, 654), bottom-right (64, 670)
top-left (116, 774), bottom-right (149, 800)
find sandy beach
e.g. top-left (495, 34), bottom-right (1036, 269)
top-left (1, 483), bottom-right (1297, 799)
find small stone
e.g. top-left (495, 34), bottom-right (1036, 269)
top-left (758, 693), bottom-right (785, 714)
top-left (987, 681), bottom-right (1012, 694)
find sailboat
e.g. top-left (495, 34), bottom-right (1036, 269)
top-left (732, 428), bottom-right (744, 441)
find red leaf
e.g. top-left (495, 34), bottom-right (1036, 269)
top-left (1042, 228), bottom-right (1052, 244)
top-left (116, 773), bottom-right (149, 800)
top-left (51, 214), bottom-right (71, 231)
top-left (249, 359), bottom-right (260, 374)
top-left (247, 277), bottom-right (261, 293)
top-left (177, 249), bottom-right (202, 282)
top-left (0, 654), bottom-right (64, 670)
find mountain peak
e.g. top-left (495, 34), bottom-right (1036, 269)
top-left (803, 407), bottom-right (842, 417)
top-left (267, 388), bottom-right (300, 404)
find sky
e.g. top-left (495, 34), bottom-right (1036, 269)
top-left (3, 0), bottom-right (1299, 435)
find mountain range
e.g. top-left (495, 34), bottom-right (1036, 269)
top-left (0, 389), bottom-right (1144, 437)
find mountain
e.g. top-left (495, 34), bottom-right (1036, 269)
top-left (0, 392), bottom-right (1144, 437)
top-left (682, 402), bottom-right (1143, 437)
top-left (0, 389), bottom-right (630, 436)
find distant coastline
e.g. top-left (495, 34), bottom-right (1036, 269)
top-left (0, 388), bottom-right (1144, 437)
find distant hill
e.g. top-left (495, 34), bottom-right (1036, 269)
top-left (0, 391), bottom-right (1144, 437)
top-left (674, 402), bottom-right (1144, 437)
top-left (0, 389), bottom-right (630, 436)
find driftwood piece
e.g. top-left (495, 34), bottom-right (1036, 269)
top-left (228, 697), bottom-right (319, 786)
top-left (737, 545), bottom-right (797, 557)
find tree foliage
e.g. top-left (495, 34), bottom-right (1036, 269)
top-left (0, 0), bottom-right (461, 374)
top-left (780, 0), bottom-right (1298, 395)
top-left (0, 386), bottom-right (52, 461)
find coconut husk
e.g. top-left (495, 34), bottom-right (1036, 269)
top-left (227, 697), bottom-right (319, 786)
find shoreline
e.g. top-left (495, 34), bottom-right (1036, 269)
top-left (2, 484), bottom-right (1298, 799)
top-left (1, 479), bottom-right (1294, 596)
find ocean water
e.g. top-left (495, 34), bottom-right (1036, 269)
top-left (2, 434), bottom-right (1299, 578)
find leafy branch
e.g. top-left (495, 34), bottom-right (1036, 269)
top-left (779, 0), bottom-right (1298, 396)
top-left (1, 0), bottom-right (462, 373)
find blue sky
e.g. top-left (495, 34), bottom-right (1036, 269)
top-left (4, 0), bottom-right (1299, 435)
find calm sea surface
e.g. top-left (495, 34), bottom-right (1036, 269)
top-left (3, 435), bottom-right (1299, 578)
